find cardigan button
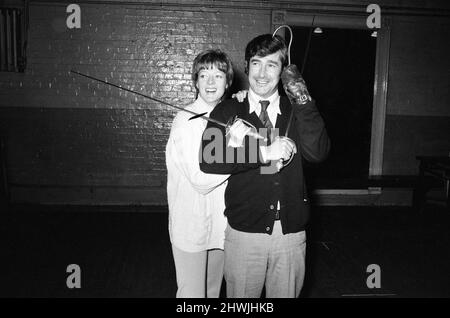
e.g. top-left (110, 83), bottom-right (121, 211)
top-left (304, 198), bottom-right (308, 202)
top-left (269, 204), bottom-right (274, 210)
top-left (266, 226), bottom-right (270, 232)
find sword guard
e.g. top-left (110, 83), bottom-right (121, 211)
top-left (225, 116), bottom-right (265, 141)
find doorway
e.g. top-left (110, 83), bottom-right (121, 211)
top-left (288, 27), bottom-right (377, 187)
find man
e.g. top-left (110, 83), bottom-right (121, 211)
top-left (200, 34), bottom-right (330, 298)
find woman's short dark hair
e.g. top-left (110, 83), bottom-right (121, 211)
top-left (192, 49), bottom-right (234, 94)
top-left (244, 34), bottom-right (288, 73)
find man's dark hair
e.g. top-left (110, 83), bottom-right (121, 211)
top-left (244, 34), bottom-right (288, 73)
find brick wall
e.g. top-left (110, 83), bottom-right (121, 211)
top-left (0, 2), bottom-right (270, 204)
top-left (1, 0), bottom-right (449, 205)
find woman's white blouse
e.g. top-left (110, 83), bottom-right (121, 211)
top-left (166, 97), bottom-right (229, 252)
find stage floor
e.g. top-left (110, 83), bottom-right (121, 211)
top-left (0, 204), bottom-right (448, 298)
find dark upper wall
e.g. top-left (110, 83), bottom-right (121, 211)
top-left (383, 16), bottom-right (450, 175)
top-left (0, 0), bottom-right (449, 204)
top-left (388, 17), bottom-right (450, 117)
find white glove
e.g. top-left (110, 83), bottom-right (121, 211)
top-left (227, 119), bottom-right (251, 148)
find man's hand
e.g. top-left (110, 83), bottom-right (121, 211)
top-left (231, 90), bottom-right (248, 103)
top-left (281, 64), bottom-right (312, 105)
top-left (265, 136), bottom-right (297, 161)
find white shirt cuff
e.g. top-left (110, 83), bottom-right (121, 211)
top-left (260, 146), bottom-right (268, 162)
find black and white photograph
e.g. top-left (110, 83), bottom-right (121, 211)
top-left (0, 0), bottom-right (449, 305)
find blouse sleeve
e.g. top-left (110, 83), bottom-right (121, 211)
top-left (169, 114), bottom-right (229, 195)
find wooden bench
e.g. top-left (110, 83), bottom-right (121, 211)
top-left (306, 175), bottom-right (442, 210)
top-left (368, 175), bottom-right (442, 210)
top-left (416, 156), bottom-right (450, 209)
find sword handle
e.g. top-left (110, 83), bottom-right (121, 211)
top-left (275, 136), bottom-right (295, 172)
top-left (247, 130), bottom-right (266, 141)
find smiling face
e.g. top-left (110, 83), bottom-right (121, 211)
top-left (247, 51), bottom-right (283, 99)
top-left (196, 66), bottom-right (227, 107)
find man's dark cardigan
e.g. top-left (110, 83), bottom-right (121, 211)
top-left (200, 96), bottom-right (330, 234)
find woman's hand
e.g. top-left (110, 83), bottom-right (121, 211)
top-left (232, 90), bottom-right (248, 103)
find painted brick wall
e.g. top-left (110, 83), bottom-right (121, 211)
top-left (1, 1), bottom-right (449, 205)
top-left (0, 2), bottom-right (270, 204)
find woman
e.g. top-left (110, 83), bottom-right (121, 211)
top-left (165, 49), bottom-right (233, 298)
